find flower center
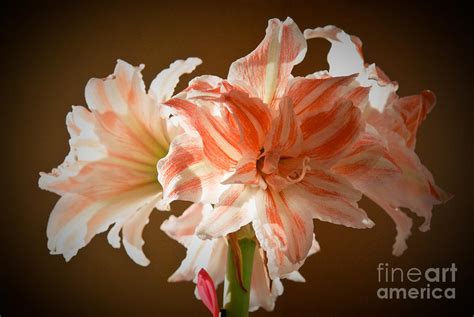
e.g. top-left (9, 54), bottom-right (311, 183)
top-left (256, 150), bottom-right (310, 191)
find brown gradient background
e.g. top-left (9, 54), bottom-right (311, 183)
top-left (1, 1), bottom-right (473, 316)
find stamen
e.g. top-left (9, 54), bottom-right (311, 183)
top-left (286, 156), bottom-right (311, 185)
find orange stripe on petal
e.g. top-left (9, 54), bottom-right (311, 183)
top-left (252, 188), bottom-right (313, 279)
top-left (228, 18), bottom-right (306, 106)
top-left (285, 169), bottom-right (374, 229)
top-left (196, 184), bottom-right (257, 239)
top-left (158, 134), bottom-right (228, 205)
top-left (165, 98), bottom-right (241, 171)
top-left (302, 100), bottom-right (362, 164)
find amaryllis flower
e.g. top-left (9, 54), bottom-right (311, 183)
top-left (39, 57), bottom-right (201, 265)
top-left (305, 26), bottom-right (452, 255)
top-left (158, 18), bottom-right (378, 280)
top-left (161, 203), bottom-right (319, 312)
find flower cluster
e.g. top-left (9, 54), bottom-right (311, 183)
top-left (39, 18), bottom-right (450, 313)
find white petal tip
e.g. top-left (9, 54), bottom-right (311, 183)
top-left (187, 57), bottom-right (203, 66)
top-left (108, 239), bottom-right (121, 249)
top-left (168, 273), bottom-right (184, 283)
top-left (63, 251), bottom-right (77, 262)
top-left (123, 240), bottom-right (150, 266)
top-left (363, 219), bottom-right (375, 228)
top-left (419, 223), bottom-right (431, 232)
top-left (392, 246), bottom-right (407, 257)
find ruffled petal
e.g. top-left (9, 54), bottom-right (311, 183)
top-left (304, 25), bottom-right (364, 77)
top-left (305, 26), bottom-right (450, 254)
top-left (46, 185), bottom-right (157, 263)
top-left (39, 106), bottom-right (106, 196)
top-left (121, 194), bottom-right (162, 266)
top-left (158, 134), bottom-right (228, 204)
top-left (228, 17), bottom-right (307, 105)
top-left (304, 26), bottom-right (399, 112)
top-left (252, 188), bottom-right (313, 279)
top-left (284, 169), bottom-right (374, 229)
top-left (149, 57), bottom-right (202, 103)
top-left (351, 133), bottom-right (451, 255)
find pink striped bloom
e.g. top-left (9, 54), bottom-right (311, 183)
top-left (305, 25), bottom-right (452, 255)
top-left (158, 18), bottom-right (379, 280)
top-left (39, 58), bottom-right (201, 265)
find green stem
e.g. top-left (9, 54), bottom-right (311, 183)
top-left (223, 237), bottom-right (256, 317)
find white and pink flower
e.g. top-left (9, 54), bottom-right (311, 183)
top-left (39, 57), bottom-right (201, 265)
top-left (159, 18), bottom-right (386, 282)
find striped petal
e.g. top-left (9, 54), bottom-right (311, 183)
top-left (41, 159), bottom-right (161, 201)
top-left (299, 98), bottom-right (362, 165)
top-left (221, 84), bottom-right (272, 154)
top-left (157, 134), bottom-right (228, 205)
top-left (331, 125), bottom-right (401, 182)
top-left (165, 97), bottom-right (242, 171)
top-left (287, 76), bottom-right (369, 166)
top-left (288, 75), bottom-right (368, 118)
top-left (222, 155), bottom-right (261, 186)
top-left (228, 17), bottom-right (307, 105)
top-left (39, 106), bottom-right (106, 196)
top-left (305, 27), bottom-right (450, 255)
top-left (393, 90), bottom-right (436, 149)
top-left (366, 133), bottom-right (450, 229)
top-left (85, 60), bottom-right (170, 162)
top-left (45, 185), bottom-right (158, 264)
top-left (196, 184), bottom-right (258, 239)
top-left (264, 97), bottom-right (303, 158)
top-left (304, 25), bottom-right (399, 112)
top-left (253, 188), bottom-right (313, 279)
top-left (349, 132), bottom-right (451, 255)
top-left (284, 169), bottom-right (374, 229)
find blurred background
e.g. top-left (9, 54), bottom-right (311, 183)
top-left (1, 0), bottom-right (472, 316)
